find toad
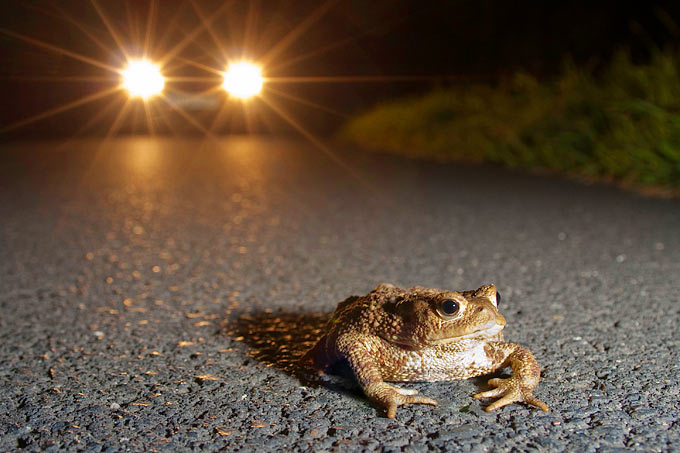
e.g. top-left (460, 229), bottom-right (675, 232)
top-left (302, 283), bottom-right (549, 418)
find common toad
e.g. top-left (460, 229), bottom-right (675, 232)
top-left (303, 283), bottom-right (549, 418)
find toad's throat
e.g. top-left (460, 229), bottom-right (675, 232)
top-left (429, 322), bottom-right (505, 344)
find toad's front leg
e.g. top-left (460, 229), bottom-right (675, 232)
top-left (337, 335), bottom-right (437, 418)
top-left (474, 342), bottom-right (549, 412)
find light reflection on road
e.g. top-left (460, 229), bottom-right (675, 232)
top-left (123, 138), bottom-right (163, 179)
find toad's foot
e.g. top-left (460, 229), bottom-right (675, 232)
top-left (474, 377), bottom-right (549, 412)
top-left (366, 382), bottom-right (438, 418)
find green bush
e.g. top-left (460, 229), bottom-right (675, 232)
top-left (340, 50), bottom-right (680, 189)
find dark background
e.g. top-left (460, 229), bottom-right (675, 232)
top-left (1, 0), bottom-right (678, 138)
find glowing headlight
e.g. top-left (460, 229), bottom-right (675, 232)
top-left (121, 60), bottom-right (165, 99)
top-left (222, 62), bottom-right (263, 99)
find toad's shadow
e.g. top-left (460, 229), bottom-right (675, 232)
top-left (227, 310), bottom-right (327, 375)
top-left (226, 310), bottom-right (361, 394)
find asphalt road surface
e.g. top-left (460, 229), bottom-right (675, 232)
top-left (1, 137), bottom-right (678, 452)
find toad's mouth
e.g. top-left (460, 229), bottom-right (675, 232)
top-left (430, 322), bottom-right (505, 344)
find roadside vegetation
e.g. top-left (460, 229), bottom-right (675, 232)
top-left (340, 50), bottom-right (680, 192)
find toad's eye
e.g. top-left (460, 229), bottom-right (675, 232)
top-left (496, 291), bottom-right (501, 306)
top-left (440, 299), bottom-right (460, 316)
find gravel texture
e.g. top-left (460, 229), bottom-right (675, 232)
top-left (0, 137), bottom-right (678, 452)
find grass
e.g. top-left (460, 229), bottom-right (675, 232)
top-left (340, 50), bottom-right (680, 192)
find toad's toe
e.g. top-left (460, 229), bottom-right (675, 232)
top-left (474, 377), bottom-right (549, 412)
top-left (368, 383), bottom-right (438, 418)
top-left (385, 394), bottom-right (438, 418)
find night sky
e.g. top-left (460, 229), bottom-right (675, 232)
top-left (1, 0), bottom-right (678, 137)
